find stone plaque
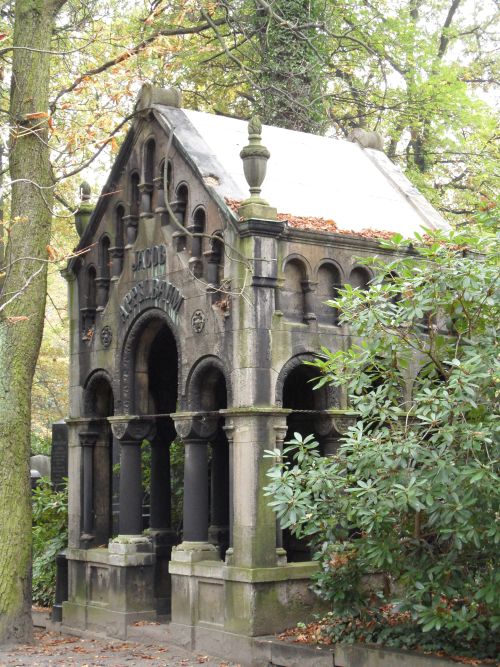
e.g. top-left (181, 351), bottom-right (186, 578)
top-left (51, 420), bottom-right (68, 490)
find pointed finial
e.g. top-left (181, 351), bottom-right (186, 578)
top-left (79, 181), bottom-right (91, 201)
top-left (238, 116), bottom-right (277, 220)
top-left (75, 182), bottom-right (94, 238)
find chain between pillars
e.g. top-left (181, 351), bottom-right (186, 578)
top-left (109, 417), bottom-right (156, 536)
top-left (79, 430), bottom-right (98, 542)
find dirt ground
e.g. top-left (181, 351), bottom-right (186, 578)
top-left (0, 630), bottom-right (240, 667)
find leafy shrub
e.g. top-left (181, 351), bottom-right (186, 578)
top-left (32, 479), bottom-right (68, 607)
top-left (265, 230), bottom-right (499, 658)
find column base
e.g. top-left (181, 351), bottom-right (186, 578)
top-left (171, 541), bottom-right (220, 563)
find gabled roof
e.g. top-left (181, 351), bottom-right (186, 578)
top-left (155, 106), bottom-right (448, 237)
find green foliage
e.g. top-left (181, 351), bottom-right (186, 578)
top-left (32, 479), bottom-right (68, 608)
top-left (265, 230), bottom-right (500, 658)
top-left (170, 438), bottom-right (185, 537)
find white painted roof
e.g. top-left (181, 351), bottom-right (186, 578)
top-left (156, 106), bottom-right (448, 235)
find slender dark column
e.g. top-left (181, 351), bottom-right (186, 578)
top-left (150, 433), bottom-right (172, 531)
top-left (79, 431), bottom-right (98, 540)
top-left (223, 423), bottom-right (235, 549)
top-left (183, 439), bottom-right (208, 542)
top-left (119, 438), bottom-right (143, 535)
top-left (210, 435), bottom-right (229, 534)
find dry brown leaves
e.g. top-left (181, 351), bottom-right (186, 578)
top-left (224, 198), bottom-right (396, 241)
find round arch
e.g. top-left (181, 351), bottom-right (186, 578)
top-left (185, 355), bottom-right (231, 412)
top-left (120, 307), bottom-right (181, 414)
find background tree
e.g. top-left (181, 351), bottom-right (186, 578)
top-left (265, 225), bottom-right (499, 658)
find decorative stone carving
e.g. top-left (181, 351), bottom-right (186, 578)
top-left (78, 431), bottom-right (99, 447)
top-left (110, 417), bottom-right (156, 442)
top-left (191, 309), bottom-right (205, 333)
top-left (173, 413), bottom-right (219, 441)
top-left (238, 116), bottom-right (277, 221)
top-left (100, 325), bottom-right (113, 348)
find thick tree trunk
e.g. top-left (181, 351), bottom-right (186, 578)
top-left (0, 0), bottom-right (66, 644)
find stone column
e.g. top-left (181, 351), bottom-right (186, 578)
top-left (302, 279), bottom-right (318, 323)
top-left (273, 419), bottom-right (288, 562)
top-left (208, 432), bottom-right (229, 551)
top-left (171, 413), bottom-right (219, 559)
top-left (149, 422), bottom-right (174, 532)
top-left (314, 412), bottom-right (357, 457)
top-left (123, 214), bottom-right (138, 247)
top-left (79, 430), bottom-right (98, 542)
top-left (109, 246), bottom-right (124, 281)
top-left (110, 417), bottom-right (156, 535)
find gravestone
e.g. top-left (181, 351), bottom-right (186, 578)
top-left (51, 420), bottom-right (68, 490)
top-left (30, 454), bottom-right (51, 479)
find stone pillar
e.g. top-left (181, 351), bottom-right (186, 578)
top-left (109, 246), bottom-right (124, 281)
top-left (95, 277), bottom-right (110, 311)
top-left (302, 279), bottom-right (318, 323)
top-left (79, 430), bottom-right (98, 542)
top-left (123, 214), bottom-right (138, 247)
top-left (110, 417), bottom-right (156, 535)
top-left (139, 182), bottom-right (154, 217)
top-left (171, 413), bottom-right (219, 559)
top-left (222, 410), bottom-right (290, 569)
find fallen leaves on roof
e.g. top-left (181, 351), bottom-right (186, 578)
top-left (224, 198), bottom-right (396, 241)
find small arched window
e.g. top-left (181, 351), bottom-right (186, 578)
top-left (349, 266), bottom-right (372, 290)
top-left (282, 259), bottom-right (307, 322)
top-left (317, 263), bottom-right (341, 325)
top-left (144, 139), bottom-right (155, 185)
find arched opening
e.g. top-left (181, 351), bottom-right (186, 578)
top-left (129, 315), bottom-right (179, 614)
top-left (282, 258), bottom-right (307, 322)
top-left (317, 262), bottom-right (341, 325)
top-left (187, 361), bottom-right (229, 558)
top-left (280, 358), bottom-right (335, 562)
top-left (349, 266), bottom-right (372, 290)
top-left (82, 372), bottom-right (115, 546)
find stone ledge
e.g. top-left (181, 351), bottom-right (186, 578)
top-left (169, 560), bottom-right (224, 578)
top-left (224, 561), bottom-right (319, 583)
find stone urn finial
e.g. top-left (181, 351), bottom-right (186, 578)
top-left (75, 181), bottom-right (94, 238)
top-left (238, 116), bottom-right (277, 221)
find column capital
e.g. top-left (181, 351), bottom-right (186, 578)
top-left (172, 411), bottom-right (219, 441)
top-left (109, 416), bottom-right (156, 442)
top-left (79, 430), bottom-right (99, 447)
top-left (313, 410), bottom-right (358, 437)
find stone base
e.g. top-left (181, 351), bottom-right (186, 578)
top-left (62, 601), bottom-right (156, 640)
top-left (63, 539), bottom-right (157, 638)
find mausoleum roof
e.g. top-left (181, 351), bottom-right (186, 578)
top-left (155, 106), bottom-right (449, 237)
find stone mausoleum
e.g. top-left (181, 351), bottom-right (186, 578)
top-left (61, 85), bottom-right (447, 657)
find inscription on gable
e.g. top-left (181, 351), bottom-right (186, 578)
top-left (120, 279), bottom-right (183, 324)
top-left (132, 244), bottom-right (167, 273)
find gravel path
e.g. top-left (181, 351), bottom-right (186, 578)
top-left (0, 629), bottom-right (240, 667)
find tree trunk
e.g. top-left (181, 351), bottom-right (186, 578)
top-left (0, 0), bottom-right (66, 644)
